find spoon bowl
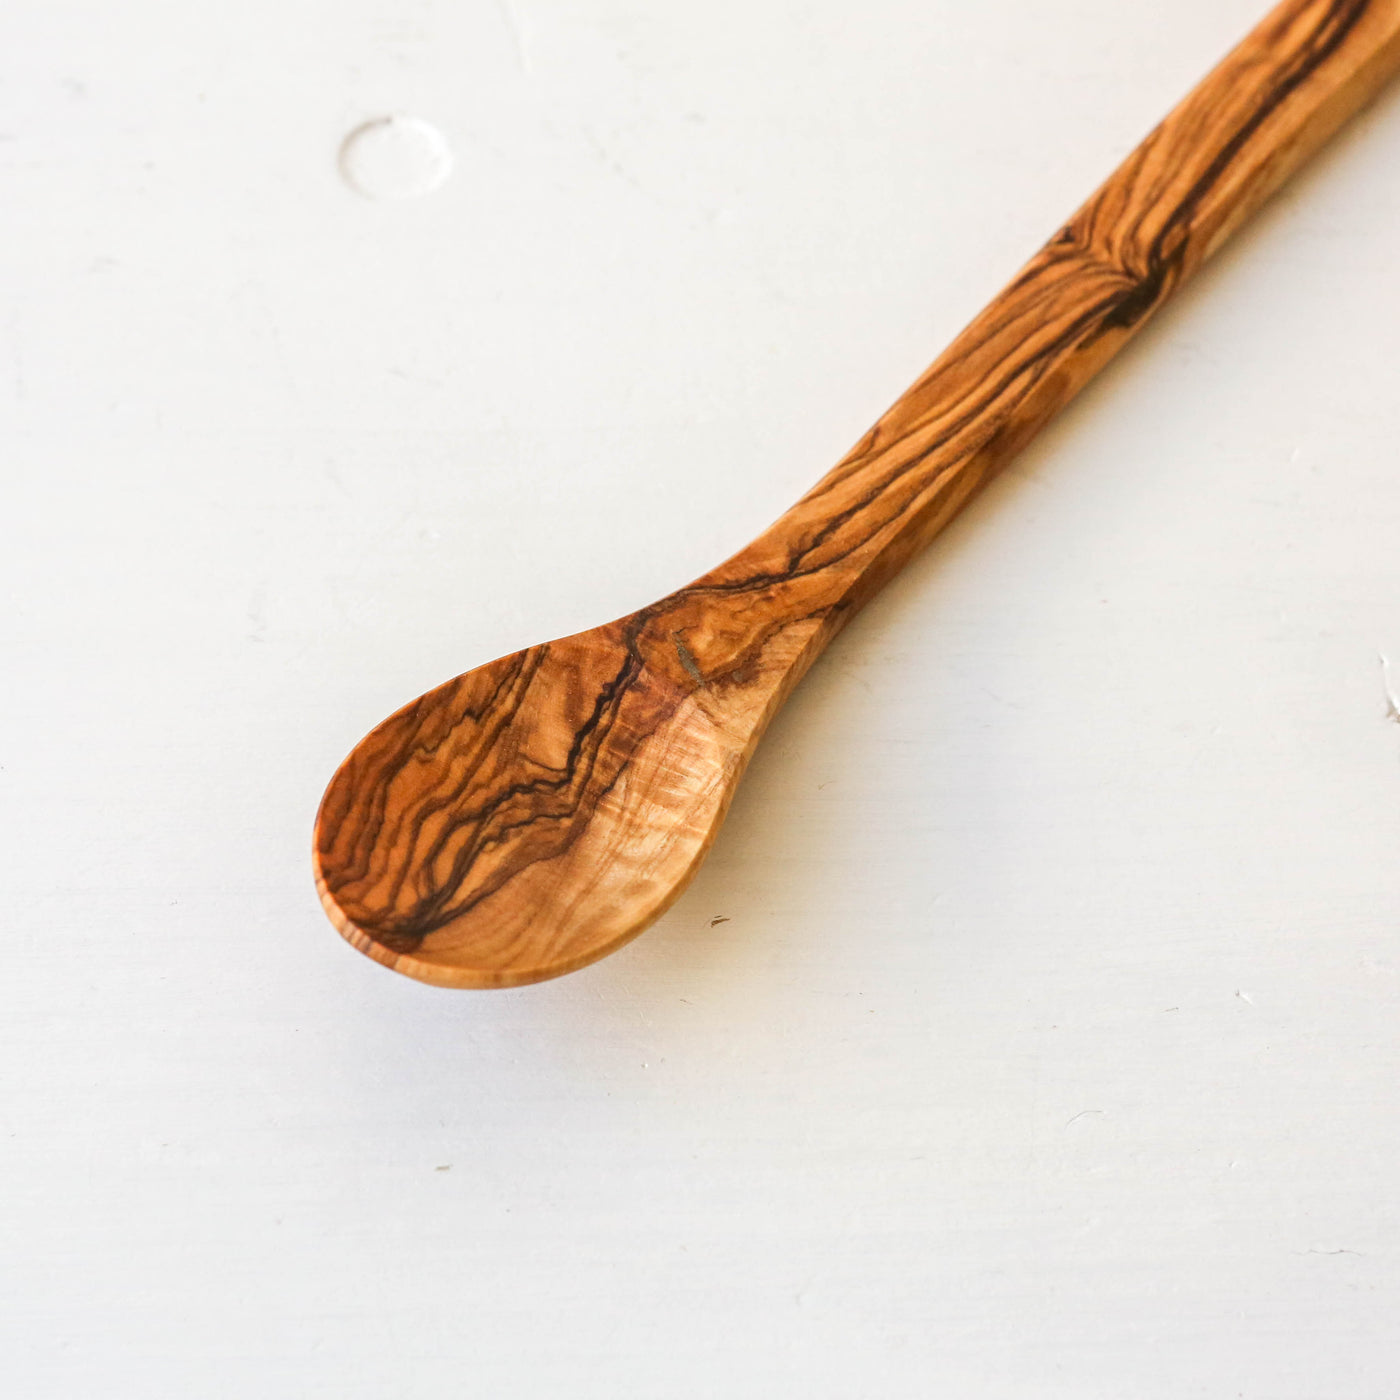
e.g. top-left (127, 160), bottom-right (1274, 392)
top-left (314, 581), bottom-right (840, 986)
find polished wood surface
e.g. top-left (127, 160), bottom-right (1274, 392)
top-left (315, 0), bottom-right (1400, 987)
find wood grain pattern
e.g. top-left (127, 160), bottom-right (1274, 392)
top-left (315, 0), bottom-right (1400, 987)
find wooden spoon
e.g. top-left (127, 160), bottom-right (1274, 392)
top-left (315, 0), bottom-right (1400, 988)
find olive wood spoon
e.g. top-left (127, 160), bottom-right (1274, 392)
top-left (316, 0), bottom-right (1400, 987)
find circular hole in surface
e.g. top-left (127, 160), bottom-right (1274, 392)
top-left (339, 115), bottom-right (454, 200)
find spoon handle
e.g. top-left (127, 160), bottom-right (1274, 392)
top-left (702, 0), bottom-right (1400, 617)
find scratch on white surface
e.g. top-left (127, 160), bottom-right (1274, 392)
top-left (246, 583), bottom-right (268, 643)
top-left (323, 461), bottom-right (351, 499)
top-left (579, 125), bottom-right (661, 206)
top-left (237, 278), bottom-right (299, 401)
top-left (495, 0), bottom-right (533, 75)
top-left (979, 684), bottom-right (1026, 711)
top-left (1234, 990), bottom-right (1255, 1007)
top-left (1380, 653), bottom-right (1400, 723)
top-left (7, 306), bottom-right (23, 402)
top-left (1065, 1110), bottom-right (1104, 1128)
top-left (388, 364), bottom-right (446, 390)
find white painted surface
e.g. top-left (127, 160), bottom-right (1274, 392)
top-left (4, 1), bottom-right (1400, 1394)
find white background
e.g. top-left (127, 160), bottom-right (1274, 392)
top-left (5, 1), bottom-right (1400, 1395)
